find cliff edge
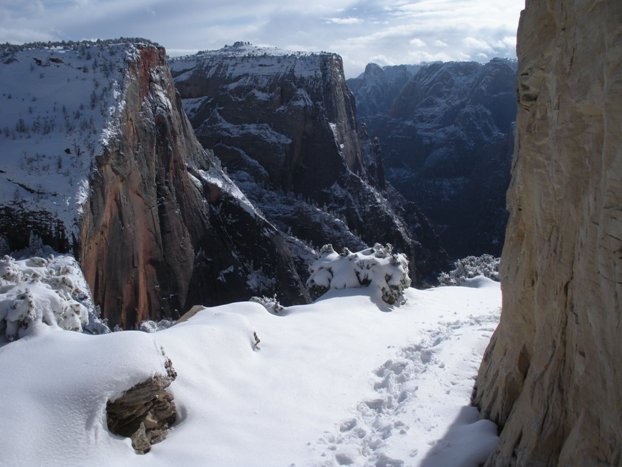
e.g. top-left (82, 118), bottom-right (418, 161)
top-left (474, 1), bottom-right (622, 465)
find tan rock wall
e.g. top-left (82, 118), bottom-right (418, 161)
top-left (474, 1), bottom-right (622, 465)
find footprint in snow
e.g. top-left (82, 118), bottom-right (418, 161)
top-left (313, 315), bottom-right (494, 466)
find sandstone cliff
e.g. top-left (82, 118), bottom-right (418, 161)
top-left (0, 40), bottom-right (307, 328)
top-left (474, 1), bottom-right (622, 465)
top-left (171, 43), bottom-right (448, 284)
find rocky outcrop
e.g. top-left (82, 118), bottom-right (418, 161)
top-left (348, 59), bottom-right (516, 259)
top-left (0, 40), bottom-right (308, 328)
top-left (473, 2), bottom-right (622, 465)
top-left (106, 357), bottom-right (177, 454)
top-left (171, 43), bottom-right (448, 284)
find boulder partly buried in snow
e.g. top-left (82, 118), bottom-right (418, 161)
top-left (307, 244), bottom-right (411, 305)
top-left (106, 357), bottom-right (177, 454)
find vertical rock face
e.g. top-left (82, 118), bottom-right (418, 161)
top-left (474, 2), bottom-right (622, 465)
top-left (79, 46), bottom-right (201, 326)
top-left (348, 59), bottom-right (517, 259)
top-left (171, 43), bottom-right (448, 284)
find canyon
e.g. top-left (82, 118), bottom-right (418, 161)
top-left (348, 58), bottom-right (517, 259)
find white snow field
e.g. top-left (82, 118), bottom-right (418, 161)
top-left (0, 276), bottom-right (500, 466)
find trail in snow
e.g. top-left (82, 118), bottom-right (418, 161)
top-left (310, 310), bottom-right (499, 467)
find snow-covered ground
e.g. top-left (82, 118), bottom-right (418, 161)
top-left (0, 275), bottom-right (500, 466)
top-left (0, 40), bottom-right (151, 239)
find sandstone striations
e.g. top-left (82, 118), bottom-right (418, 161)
top-left (473, 1), bottom-right (622, 465)
top-left (171, 43), bottom-right (448, 284)
top-left (0, 40), bottom-right (307, 328)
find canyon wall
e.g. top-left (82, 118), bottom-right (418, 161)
top-left (474, 1), bottom-right (622, 465)
top-left (348, 59), bottom-right (516, 259)
top-left (79, 45), bottom-right (308, 327)
top-left (171, 43), bottom-right (448, 284)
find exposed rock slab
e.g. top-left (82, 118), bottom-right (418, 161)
top-left (474, 1), bottom-right (622, 465)
top-left (106, 358), bottom-right (177, 454)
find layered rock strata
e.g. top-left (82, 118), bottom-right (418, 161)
top-left (106, 358), bottom-right (177, 454)
top-left (474, 1), bottom-right (622, 465)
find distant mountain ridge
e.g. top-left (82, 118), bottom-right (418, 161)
top-left (348, 58), bottom-right (517, 259)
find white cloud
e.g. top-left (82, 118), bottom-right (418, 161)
top-left (0, 0), bottom-right (523, 77)
top-left (326, 16), bottom-right (363, 24)
top-left (464, 36), bottom-right (494, 53)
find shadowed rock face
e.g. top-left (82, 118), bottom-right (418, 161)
top-left (474, 2), bottom-right (622, 465)
top-left (348, 59), bottom-right (517, 259)
top-left (171, 44), bottom-right (449, 285)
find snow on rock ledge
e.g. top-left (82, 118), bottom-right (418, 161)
top-left (307, 243), bottom-right (411, 305)
top-left (0, 253), bottom-right (105, 340)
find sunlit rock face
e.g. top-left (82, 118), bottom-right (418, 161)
top-left (474, 2), bottom-right (622, 465)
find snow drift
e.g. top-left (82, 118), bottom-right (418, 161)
top-left (0, 277), bottom-right (501, 466)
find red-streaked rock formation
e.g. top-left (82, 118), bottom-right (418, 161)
top-left (80, 43), bottom-right (308, 327)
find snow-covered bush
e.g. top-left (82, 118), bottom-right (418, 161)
top-left (250, 295), bottom-right (284, 314)
top-left (0, 253), bottom-right (108, 340)
top-left (437, 255), bottom-right (500, 286)
top-left (307, 243), bottom-right (411, 306)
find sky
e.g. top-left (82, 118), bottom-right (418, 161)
top-left (0, 0), bottom-right (523, 77)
